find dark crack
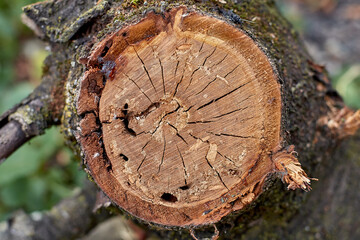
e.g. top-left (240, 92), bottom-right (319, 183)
top-left (157, 135), bottom-right (166, 173)
top-left (176, 144), bottom-right (188, 185)
top-left (207, 131), bottom-right (255, 139)
top-left (202, 46), bottom-right (217, 66)
top-left (197, 80), bottom-right (252, 111)
top-left (133, 46), bottom-right (157, 93)
top-left (125, 74), bottom-right (153, 103)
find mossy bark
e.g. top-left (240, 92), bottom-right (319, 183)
top-left (3, 0), bottom-right (357, 238)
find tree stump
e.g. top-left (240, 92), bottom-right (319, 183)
top-left (5, 0), bottom-right (357, 236)
top-left (77, 6), bottom-right (314, 227)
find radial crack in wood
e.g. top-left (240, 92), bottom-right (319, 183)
top-left (76, 7), bottom-right (308, 227)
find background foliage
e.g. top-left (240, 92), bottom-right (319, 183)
top-left (0, 0), bottom-right (359, 222)
top-left (0, 0), bottom-right (86, 221)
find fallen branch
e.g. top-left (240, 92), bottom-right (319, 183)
top-left (0, 182), bottom-right (111, 240)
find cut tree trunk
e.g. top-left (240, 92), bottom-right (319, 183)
top-left (77, 7), bottom-right (289, 227)
top-left (1, 0), bottom-right (359, 238)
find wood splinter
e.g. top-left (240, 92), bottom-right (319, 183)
top-left (76, 7), bottom-right (317, 227)
top-left (273, 145), bottom-right (318, 191)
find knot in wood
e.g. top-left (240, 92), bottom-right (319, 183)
top-left (127, 97), bottom-right (189, 141)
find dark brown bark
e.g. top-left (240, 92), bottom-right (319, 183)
top-left (0, 121), bottom-right (30, 161)
top-left (0, 34), bottom-right (71, 159)
top-left (0, 0), bottom-right (359, 239)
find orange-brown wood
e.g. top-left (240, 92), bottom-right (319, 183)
top-left (77, 7), bottom-right (283, 227)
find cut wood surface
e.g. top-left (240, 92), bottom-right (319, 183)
top-left (77, 7), bottom-right (311, 227)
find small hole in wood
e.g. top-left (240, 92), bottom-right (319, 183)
top-left (179, 185), bottom-right (190, 190)
top-left (122, 103), bottom-right (128, 116)
top-left (100, 46), bottom-right (109, 57)
top-left (120, 153), bottom-right (129, 161)
top-left (120, 103), bottom-right (136, 136)
top-left (100, 40), bottom-right (113, 57)
top-left (161, 193), bottom-right (178, 202)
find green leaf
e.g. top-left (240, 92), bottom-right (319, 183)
top-left (0, 83), bottom-right (33, 114)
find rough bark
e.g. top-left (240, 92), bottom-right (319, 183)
top-left (0, 37), bottom-right (71, 159)
top-left (0, 0), bottom-right (359, 239)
